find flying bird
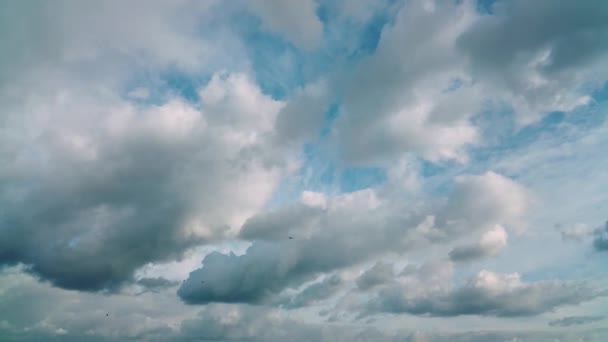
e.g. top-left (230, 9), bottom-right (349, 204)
top-left (288, 236), bottom-right (294, 239)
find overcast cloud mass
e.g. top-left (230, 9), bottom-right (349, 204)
top-left (1, 0), bottom-right (608, 341)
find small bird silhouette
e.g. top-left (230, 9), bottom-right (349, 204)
top-left (106, 314), bottom-right (109, 317)
top-left (288, 236), bottom-right (293, 240)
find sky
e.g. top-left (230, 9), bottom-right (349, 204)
top-left (1, 0), bottom-right (608, 341)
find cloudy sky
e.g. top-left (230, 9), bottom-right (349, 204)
top-left (1, 0), bottom-right (608, 341)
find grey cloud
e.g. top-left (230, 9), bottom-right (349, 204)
top-left (593, 221), bottom-right (608, 251)
top-left (332, 0), bottom-right (479, 164)
top-left (549, 315), bottom-right (604, 327)
top-left (0, 267), bottom-right (193, 342)
top-left (356, 261), bottom-right (394, 290)
top-left (135, 277), bottom-right (179, 292)
top-left (178, 201), bottom-right (420, 304)
top-left (439, 172), bottom-right (529, 233)
top-left (458, 0), bottom-right (608, 123)
top-left (449, 225), bottom-right (507, 262)
top-left (449, 246), bottom-right (488, 263)
top-left (274, 80), bottom-right (331, 145)
top-left (247, 0), bottom-right (324, 50)
top-left (179, 304), bottom-right (608, 342)
top-left (281, 274), bottom-right (343, 309)
top-left (180, 172), bottom-right (529, 304)
top-left (0, 73), bottom-right (285, 292)
top-left (3, 268), bottom-right (608, 342)
top-left (560, 223), bottom-right (594, 242)
top-left (0, 0), bottom-right (238, 87)
top-left (239, 204), bottom-right (325, 241)
top-left (179, 304), bottom-right (402, 342)
top-left (459, 0), bottom-right (608, 74)
top-left (310, 0), bottom-right (608, 167)
top-left (368, 269), bottom-right (604, 317)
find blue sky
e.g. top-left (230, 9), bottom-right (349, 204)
top-left (1, 0), bottom-right (608, 341)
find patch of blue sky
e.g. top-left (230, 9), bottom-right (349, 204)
top-left (232, 9), bottom-right (346, 100)
top-left (320, 103), bottom-right (340, 137)
top-left (475, 0), bottom-right (500, 15)
top-left (321, 0), bottom-right (398, 62)
top-left (238, 0), bottom-right (397, 102)
top-left (592, 80), bottom-right (608, 102)
top-left (339, 167), bottom-right (386, 193)
top-left (266, 138), bottom-right (388, 209)
top-left (415, 81), bottom-right (608, 199)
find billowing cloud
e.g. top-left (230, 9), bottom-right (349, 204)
top-left (2, 0), bottom-right (608, 339)
top-left (449, 225), bottom-right (507, 262)
top-left (179, 172), bottom-right (530, 304)
top-left (439, 172), bottom-right (530, 234)
top-left (332, 0), bottom-right (479, 164)
top-left (0, 72), bottom-right (287, 291)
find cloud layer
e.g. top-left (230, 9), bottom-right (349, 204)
top-left (1, 0), bottom-right (608, 340)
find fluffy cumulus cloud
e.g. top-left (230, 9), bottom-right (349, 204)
top-left (0, 70), bottom-right (289, 291)
top-left (449, 225), bottom-right (508, 262)
top-left (178, 172), bottom-right (530, 304)
top-left (2, 0), bottom-right (608, 340)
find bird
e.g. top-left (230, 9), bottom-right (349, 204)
top-left (106, 314), bottom-right (109, 317)
top-left (201, 281), bottom-right (205, 284)
top-left (288, 236), bottom-right (294, 240)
